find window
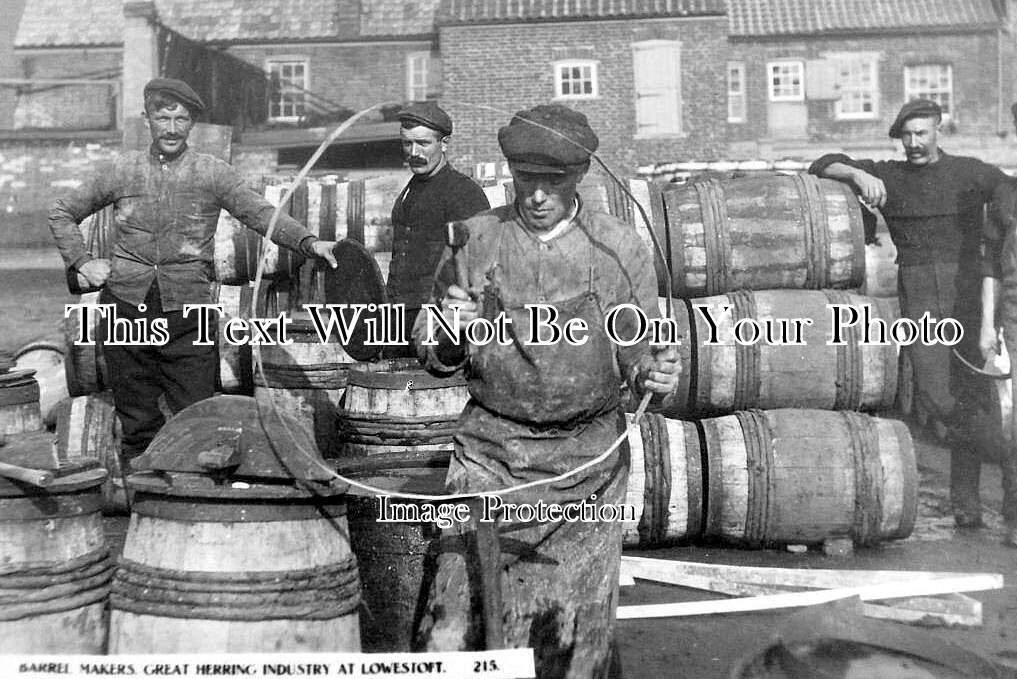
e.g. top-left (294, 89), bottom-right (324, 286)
top-left (768, 61), bottom-right (804, 101)
top-left (728, 62), bottom-right (746, 123)
top-left (904, 64), bottom-right (953, 118)
top-left (834, 56), bottom-right (878, 119)
top-left (633, 40), bottom-right (682, 137)
top-left (554, 60), bottom-right (598, 99)
top-left (407, 51), bottom-right (440, 102)
top-left (267, 59), bottom-right (308, 121)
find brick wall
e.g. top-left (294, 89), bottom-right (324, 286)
top-left (438, 16), bottom-right (729, 177)
top-left (726, 31), bottom-right (1007, 147)
top-left (224, 41), bottom-right (436, 117)
top-left (14, 49), bottom-right (122, 130)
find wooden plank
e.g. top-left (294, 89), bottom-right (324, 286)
top-left (862, 593), bottom-right (982, 627)
top-left (616, 575), bottom-right (1004, 620)
top-left (620, 556), bottom-right (993, 590)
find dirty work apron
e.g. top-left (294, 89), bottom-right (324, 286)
top-left (417, 222), bottom-right (628, 679)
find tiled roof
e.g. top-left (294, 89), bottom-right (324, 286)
top-left (437, 0), bottom-right (726, 25)
top-left (728, 0), bottom-right (1001, 37)
top-left (16, 0), bottom-right (439, 48)
top-left (361, 0), bottom-right (442, 36)
top-left (16, 0), bottom-right (122, 47)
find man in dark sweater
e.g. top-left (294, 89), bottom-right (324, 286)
top-left (810, 99), bottom-right (1006, 531)
top-left (386, 102), bottom-right (490, 356)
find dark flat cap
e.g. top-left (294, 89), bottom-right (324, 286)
top-left (889, 99), bottom-right (941, 138)
top-left (498, 104), bottom-right (599, 174)
top-left (144, 78), bottom-right (205, 115)
top-left (398, 101), bottom-right (452, 136)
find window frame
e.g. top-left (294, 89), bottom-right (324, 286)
top-left (553, 59), bottom-right (600, 101)
top-left (727, 61), bottom-right (746, 123)
top-left (265, 57), bottom-right (309, 123)
top-left (903, 63), bottom-right (954, 120)
top-left (767, 60), bottom-right (805, 102)
top-left (832, 55), bottom-right (879, 120)
top-left (406, 51), bottom-right (435, 103)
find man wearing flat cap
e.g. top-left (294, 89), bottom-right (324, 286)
top-left (412, 103), bottom-right (679, 678)
top-left (49, 77), bottom-right (340, 471)
top-left (386, 101), bottom-right (489, 356)
top-left (810, 99), bottom-right (1007, 533)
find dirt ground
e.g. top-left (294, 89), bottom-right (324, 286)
top-left (5, 250), bottom-right (1017, 676)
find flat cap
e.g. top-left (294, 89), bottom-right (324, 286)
top-left (498, 104), bottom-right (599, 174)
top-left (889, 99), bottom-right (941, 138)
top-left (144, 78), bottom-right (205, 115)
top-left (398, 101), bottom-right (452, 136)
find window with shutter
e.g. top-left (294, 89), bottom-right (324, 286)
top-left (407, 52), bottom-right (440, 102)
top-left (633, 40), bottom-right (682, 138)
top-left (267, 59), bottom-right (308, 122)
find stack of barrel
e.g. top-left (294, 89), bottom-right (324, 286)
top-left (0, 350), bottom-right (113, 653)
top-left (614, 172), bottom-right (918, 551)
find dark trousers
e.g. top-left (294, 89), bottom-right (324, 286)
top-left (99, 284), bottom-right (216, 465)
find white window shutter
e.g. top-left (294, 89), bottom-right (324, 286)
top-left (633, 40), bottom-right (682, 136)
top-left (805, 59), bottom-right (841, 101)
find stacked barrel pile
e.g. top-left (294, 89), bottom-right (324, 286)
top-left (611, 173), bottom-right (918, 551)
top-left (0, 350), bottom-right (113, 653)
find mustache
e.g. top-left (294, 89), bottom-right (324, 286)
top-left (408, 158), bottom-right (428, 166)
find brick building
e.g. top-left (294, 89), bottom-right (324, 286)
top-left (724, 0), bottom-right (1016, 161)
top-left (436, 0), bottom-right (729, 176)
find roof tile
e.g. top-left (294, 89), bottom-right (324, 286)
top-left (437, 0), bottom-right (727, 25)
top-left (728, 0), bottom-right (1000, 36)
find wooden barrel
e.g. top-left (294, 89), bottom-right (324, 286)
top-left (338, 453), bottom-right (450, 651)
top-left (64, 291), bottom-right (109, 396)
top-left (253, 309), bottom-right (357, 457)
top-left (214, 282), bottom-right (255, 395)
top-left (701, 409), bottom-right (917, 547)
top-left (109, 478), bottom-right (360, 652)
top-left (664, 290), bottom-right (899, 415)
top-left (0, 369), bottom-right (43, 436)
top-left (661, 174), bottom-right (865, 297)
top-left (14, 341), bottom-right (69, 429)
top-left (0, 433), bottom-right (113, 653)
top-left (622, 413), bottom-right (703, 548)
top-left (338, 358), bottom-right (468, 458)
top-left (213, 210), bottom-right (260, 284)
top-left (54, 392), bottom-right (125, 513)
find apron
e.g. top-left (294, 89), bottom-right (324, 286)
top-left (467, 223), bottom-right (620, 426)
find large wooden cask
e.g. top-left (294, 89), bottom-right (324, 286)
top-left (338, 358), bottom-right (468, 458)
top-left (622, 409), bottom-right (917, 549)
top-left (108, 396), bottom-right (361, 652)
top-left (663, 289), bottom-right (899, 415)
top-left (700, 409), bottom-right (917, 547)
top-left (661, 174), bottom-right (865, 297)
top-left (622, 413), bottom-right (702, 548)
top-left (253, 309), bottom-right (357, 457)
top-left (54, 392), bottom-right (124, 513)
top-left (0, 432), bottom-right (113, 653)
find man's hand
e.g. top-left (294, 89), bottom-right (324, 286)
top-left (76, 259), bottom-right (110, 287)
top-left (440, 284), bottom-right (480, 330)
top-left (641, 347), bottom-right (680, 396)
top-left (849, 168), bottom-right (887, 209)
top-left (979, 324), bottom-right (1002, 361)
top-left (309, 240), bottom-right (339, 268)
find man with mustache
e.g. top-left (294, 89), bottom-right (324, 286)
top-left (49, 78), bottom-right (339, 471)
top-left (386, 102), bottom-right (489, 356)
top-left (810, 99), bottom-right (1007, 531)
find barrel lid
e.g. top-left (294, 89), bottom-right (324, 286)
top-left (131, 395), bottom-right (338, 487)
top-left (0, 430), bottom-right (106, 497)
top-left (323, 239), bottom-right (386, 362)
